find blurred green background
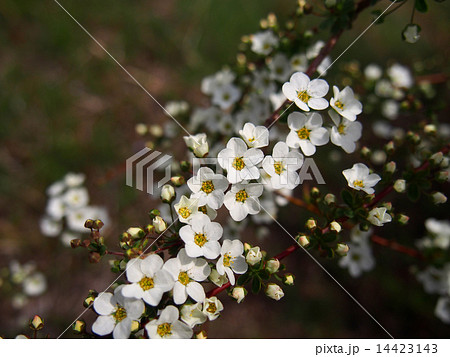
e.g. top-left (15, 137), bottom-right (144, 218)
top-left (0, 0), bottom-right (449, 338)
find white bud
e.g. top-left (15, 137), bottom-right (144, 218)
top-left (183, 133), bottom-right (209, 158)
top-left (265, 283), bottom-right (284, 301)
top-left (297, 235), bottom-right (310, 247)
top-left (208, 269), bottom-right (228, 287)
top-left (152, 216), bottom-right (167, 233)
top-left (265, 259), bottom-right (280, 274)
top-left (424, 124), bottom-right (436, 134)
top-left (330, 221), bottom-right (342, 233)
top-left (160, 184), bottom-right (175, 203)
top-left (283, 273), bottom-right (295, 286)
top-left (385, 161), bottom-right (396, 174)
top-left (126, 227), bottom-right (144, 239)
top-left (231, 286), bottom-right (247, 303)
top-left (324, 193), bottom-right (336, 205)
top-left (306, 219), bottom-right (317, 230)
top-left (335, 243), bottom-right (349, 256)
top-left (432, 192), bottom-right (447, 205)
top-left (393, 179), bottom-right (406, 193)
top-left (430, 152), bottom-right (444, 165)
top-left (402, 24), bottom-right (421, 44)
top-left (246, 247), bottom-right (262, 266)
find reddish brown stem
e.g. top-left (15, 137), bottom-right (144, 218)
top-left (371, 235), bottom-right (424, 260)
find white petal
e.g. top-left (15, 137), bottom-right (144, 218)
top-left (93, 292), bottom-right (115, 315)
top-left (113, 319), bottom-right (131, 339)
top-left (299, 140), bottom-right (316, 156)
top-left (92, 315), bottom-right (115, 336)
top-left (125, 259), bottom-right (143, 283)
top-left (308, 97), bottom-right (329, 110)
top-left (186, 281), bottom-right (206, 302)
top-left (124, 299), bottom-right (145, 320)
top-left (159, 305), bottom-right (179, 323)
top-left (308, 79), bottom-right (329, 97)
top-left (140, 254), bottom-right (164, 277)
top-left (170, 321), bottom-right (193, 339)
top-left (173, 282), bottom-right (188, 305)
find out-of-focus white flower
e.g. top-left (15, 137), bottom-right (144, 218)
top-left (46, 180), bottom-right (65, 196)
top-left (269, 92), bottom-right (287, 110)
top-left (402, 24), bottom-right (421, 44)
top-left (375, 79), bottom-right (395, 98)
top-left (174, 195), bottom-right (199, 224)
top-left (381, 100), bottom-right (399, 120)
top-left (416, 266), bottom-right (448, 295)
top-left (64, 172), bottom-right (85, 187)
top-left (218, 138), bottom-right (264, 184)
top-left (290, 53), bottom-right (308, 72)
top-left (212, 84), bottom-right (241, 110)
top-left (64, 187), bottom-right (89, 209)
top-left (180, 303), bottom-right (207, 328)
top-left (224, 182), bottom-right (263, 221)
top-left (262, 141), bottom-right (303, 189)
top-left (265, 283), bottom-right (284, 300)
top-left (282, 72), bottom-right (329, 111)
top-left (330, 86), bottom-right (362, 121)
top-left (286, 112), bottom-right (329, 156)
top-left (435, 297), bottom-right (450, 324)
top-left (239, 123), bottom-right (269, 149)
top-left (216, 239), bottom-right (248, 285)
top-left (145, 305), bottom-right (193, 339)
top-left (268, 53), bottom-right (291, 82)
top-left (40, 217), bottom-right (62, 237)
top-left (165, 101), bottom-right (189, 117)
top-left (367, 207), bottom-right (392, 226)
top-left (66, 206), bottom-right (109, 232)
top-left (339, 243), bottom-right (375, 278)
top-left (121, 255), bottom-right (174, 306)
top-left (364, 64), bottom-right (382, 80)
top-left (251, 30), bottom-right (278, 55)
top-left (432, 192), bottom-right (447, 205)
top-left (202, 297), bottom-right (224, 321)
top-left (45, 197), bottom-right (66, 220)
top-left (179, 214), bottom-right (222, 259)
top-left (201, 68), bottom-right (235, 96)
top-left (92, 285), bottom-right (145, 339)
top-left (187, 167), bottom-right (228, 209)
top-left (183, 133), bottom-right (209, 158)
top-left (60, 231), bottom-right (80, 247)
top-left (342, 163), bottom-right (381, 194)
top-left (163, 248), bottom-right (210, 305)
top-left (306, 41), bottom-right (325, 60)
top-left (329, 110), bottom-right (362, 154)
top-left (246, 246), bottom-right (262, 266)
top-left (387, 63), bottom-right (413, 89)
top-left (23, 272), bottom-right (47, 296)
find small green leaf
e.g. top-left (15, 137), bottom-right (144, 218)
top-left (415, 0), bottom-right (428, 12)
top-left (341, 190), bottom-right (354, 207)
top-left (251, 278), bottom-right (262, 294)
top-left (237, 272), bottom-right (251, 286)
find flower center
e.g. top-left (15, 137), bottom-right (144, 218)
top-left (274, 161), bottom-right (284, 175)
top-left (194, 233), bottom-right (208, 247)
top-left (297, 127), bottom-right (311, 140)
top-left (138, 277), bottom-right (154, 291)
top-left (201, 180), bottom-right (215, 194)
top-left (223, 253), bottom-right (232, 267)
top-left (297, 90), bottom-right (310, 103)
top-left (235, 189), bottom-right (249, 203)
top-left (334, 100), bottom-right (344, 110)
top-left (198, 205), bottom-right (207, 214)
top-left (178, 271), bottom-right (190, 286)
top-left (352, 254), bottom-right (361, 262)
top-left (206, 303), bottom-right (217, 314)
top-left (337, 123), bottom-right (346, 134)
top-left (112, 306), bottom-right (127, 322)
top-left (248, 137), bottom-right (255, 143)
top-left (157, 323), bottom-right (172, 337)
top-left (353, 180), bottom-right (365, 188)
top-left (232, 157), bottom-right (246, 171)
top-left (178, 207), bottom-right (191, 219)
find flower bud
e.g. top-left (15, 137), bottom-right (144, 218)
top-left (149, 124), bottom-right (163, 137)
top-left (297, 234), bottom-right (310, 247)
top-left (440, 157), bottom-right (449, 169)
top-left (397, 214), bottom-right (410, 225)
top-left (131, 320), bottom-right (140, 333)
top-left (393, 179), bottom-right (406, 193)
top-left (424, 124), bottom-right (436, 134)
top-left (384, 141), bottom-right (395, 154)
top-left (148, 209), bottom-right (160, 219)
top-left (282, 273), bottom-right (295, 286)
top-left (436, 171), bottom-right (449, 182)
top-left (70, 239), bottom-right (82, 249)
top-left (127, 227), bottom-right (145, 239)
top-left (324, 193), bottom-right (336, 205)
top-left (432, 192), bottom-right (447, 205)
top-left (244, 242), bottom-right (252, 252)
top-left (196, 331), bottom-right (207, 339)
top-left (265, 259), bottom-right (280, 274)
top-left (361, 146), bottom-right (371, 158)
top-left (183, 133), bottom-right (209, 158)
top-left (29, 315), bottom-right (44, 330)
top-left (84, 219), bottom-right (94, 229)
top-left (135, 123), bottom-right (148, 136)
top-left (330, 221), bottom-right (342, 233)
top-left (335, 243), bottom-right (349, 256)
top-left (231, 286), bottom-right (247, 303)
top-left (160, 184), bottom-right (176, 203)
top-left (145, 224), bottom-right (154, 234)
top-left (311, 187), bottom-right (320, 197)
top-left (402, 24), bottom-right (421, 44)
top-left (385, 161), bottom-right (396, 174)
top-left (208, 269), bottom-right (228, 287)
top-left (84, 295), bottom-right (95, 308)
top-left (430, 152), bottom-right (444, 165)
top-left (89, 252), bottom-right (101, 264)
top-left (246, 247), bottom-right (262, 266)
top-left (170, 176), bottom-right (185, 187)
top-left (306, 218), bottom-right (317, 230)
top-left (265, 283), bottom-right (284, 301)
top-left (72, 320), bottom-right (86, 334)
top-left (152, 216), bottom-right (167, 233)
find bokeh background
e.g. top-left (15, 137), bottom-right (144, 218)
top-left (0, 0), bottom-right (449, 338)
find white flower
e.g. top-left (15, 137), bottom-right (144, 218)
top-left (251, 30), bottom-right (278, 55)
top-left (286, 112), bottom-right (329, 156)
top-left (381, 100), bottom-right (399, 120)
top-left (224, 182), bottom-right (263, 221)
top-left (212, 84), bottom-right (241, 110)
top-left (393, 179), bottom-right (406, 193)
top-left (265, 283), bottom-right (284, 300)
top-left (183, 133), bottom-right (209, 158)
top-left (306, 41), bottom-right (325, 60)
top-left (174, 195), bottom-right (199, 223)
top-left (282, 72), bottom-right (329, 111)
top-left (262, 141), bottom-right (304, 189)
top-left (246, 246), bottom-right (262, 266)
top-left (208, 268), bottom-right (228, 287)
top-left (187, 167), bottom-right (228, 209)
top-left (329, 110), bottom-right (362, 154)
top-left (416, 266), bottom-right (448, 295)
top-left (92, 285), bottom-right (145, 339)
top-left (290, 53), bottom-right (308, 72)
top-left (180, 303), bottom-right (207, 328)
top-left (163, 248), bottom-right (211, 305)
top-left (145, 305), bottom-right (193, 339)
top-left (367, 207), bottom-right (392, 226)
top-left (435, 297), bottom-right (450, 324)
top-left (64, 187), bottom-right (89, 209)
top-left (66, 206), bottom-right (109, 232)
top-left (342, 163), bottom-right (381, 194)
top-left (165, 100), bottom-right (189, 117)
top-left (268, 53), bottom-right (291, 82)
top-left (387, 63), bottom-right (413, 89)
top-left (23, 272), bottom-right (47, 296)
top-left (197, 204), bottom-right (217, 220)
top-left (330, 86), bottom-right (362, 121)
top-left (218, 137), bottom-right (264, 183)
top-left (364, 64), bottom-right (382, 80)
top-left (239, 123), bottom-right (269, 149)
top-left (339, 243), bottom-right (375, 278)
top-left (201, 68), bottom-right (235, 96)
top-left (266, 259), bottom-right (280, 274)
top-left (46, 180), bottom-right (65, 196)
top-left (179, 214), bottom-right (222, 259)
top-left (252, 69), bottom-right (276, 98)
top-left (432, 192), bottom-right (447, 205)
top-left (216, 239), bottom-right (248, 285)
top-left (40, 217), bottom-right (62, 237)
top-left (152, 216), bottom-right (167, 233)
top-left (121, 255), bottom-right (174, 306)
top-left (46, 197), bottom-right (66, 219)
top-left (202, 297), bottom-right (224, 321)
top-left (64, 172), bottom-right (85, 187)
top-left (231, 286), bottom-right (247, 303)
top-left (402, 24), bottom-right (421, 44)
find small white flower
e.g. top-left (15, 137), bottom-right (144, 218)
top-left (46, 180), bottom-right (65, 196)
top-left (40, 217), bottom-right (62, 237)
top-left (216, 239), bottom-right (248, 285)
top-left (174, 195), bottom-right (199, 223)
top-left (187, 167), bottom-right (228, 209)
top-left (268, 53), bottom-right (291, 82)
top-left (251, 30), bottom-right (278, 55)
top-left (387, 63), bottom-right (413, 89)
top-left (202, 297), bottom-right (224, 321)
top-left (64, 172), bottom-right (85, 187)
top-left (163, 248), bottom-right (211, 305)
top-left (224, 182), bottom-right (263, 221)
top-left (393, 179), bottom-right (406, 193)
top-left (330, 86), bottom-right (362, 121)
top-left (290, 53), bottom-right (308, 72)
top-left (364, 64), bottom-right (382, 81)
top-left (45, 197), bottom-right (66, 220)
top-left (183, 133), bottom-right (209, 158)
top-left (282, 72), bottom-right (329, 111)
top-left (212, 84), bottom-right (241, 110)
top-left (239, 123), bottom-right (269, 149)
top-left (165, 100), bottom-right (189, 117)
top-left (180, 303), bottom-right (207, 328)
top-left (367, 207), bottom-right (392, 226)
top-left (121, 255), bottom-right (174, 306)
top-left (246, 246), bottom-right (262, 266)
top-left (262, 141), bottom-right (304, 189)
top-left (329, 110), bottom-right (362, 154)
top-left (381, 100), bottom-right (399, 120)
top-left (265, 283), bottom-right (284, 301)
top-left (286, 112), bottom-right (329, 156)
top-left (339, 243), bottom-right (375, 278)
top-left (208, 268), bottom-right (228, 287)
top-left (402, 24), bottom-right (421, 44)
top-left (252, 69), bottom-right (276, 98)
top-left (435, 297), bottom-right (450, 324)
top-left (231, 286), bottom-right (247, 303)
top-left (342, 163), bottom-right (381, 194)
top-left (179, 214), bottom-right (222, 259)
top-left (416, 266), bottom-right (449, 295)
top-left (152, 216), bottom-right (167, 233)
top-left (64, 187), bottom-right (89, 209)
top-left (92, 285), bottom-right (145, 339)
top-left (145, 305), bottom-right (193, 339)
top-left (23, 272), bottom-right (47, 296)
top-left (218, 137), bottom-right (264, 183)
top-left (432, 192), bottom-right (447, 205)
top-left (201, 68), bottom-right (235, 96)
top-left (306, 41), bottom-right (325, 60)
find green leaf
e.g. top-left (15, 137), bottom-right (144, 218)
top-left (251, 278), bottom-right (262, 294)
top-left (341, 190), bottom-right (354, 207)
top-left (258, 270), bottom-right (270, 280)
top-left (407, 183), bottom-right (421, 201)
top-left (415, 0), bottom-right (428, 12)
top-left (237, 272), bottom-right (251, 286)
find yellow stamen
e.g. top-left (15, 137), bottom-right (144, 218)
top-left (232, 157), bottom-right (245, 171)
top-left (139, 277), bottom-right (154, 291)
top-left (194, 233), bottom-right (208, 247)
top-left (274, 161), bottom-right (284, 175)
top-left (157, 323), bottom-right (172, 337)
top-left (178, 271), bottom-right (190, 286)
top-left (178, 207), bottom-right (191, 219)
top-left (112, 306), bottom-right (127, 322)
top-left (201, 180), bottom-right (215, 194)
top-left (297, 90), bottom-right (310, 103)
top-left (353, 180), bottom-right (364, 188)
top-left (206, 303), bottom-right (217, 314)
top-left (334, 100), bottom-right (344, 110)
top-left (297, 127), bottom-right (310, 140)
top-left (337, 123), bottom-right (346, 134)
top-left (223, 253), bottom-right (232, 267)
top-left (235, 189), bottom-right (249, 203)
